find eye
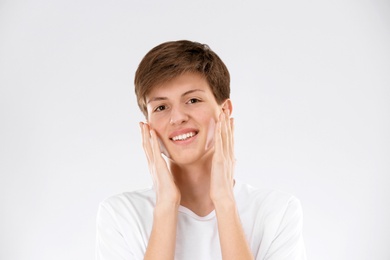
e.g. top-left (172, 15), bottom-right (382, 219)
top-left (154, 105), bottom-right (166, 112)
top-left (187, 98), bottom-right (201, 104)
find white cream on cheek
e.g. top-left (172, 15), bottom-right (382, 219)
top-left (157, 136), bottom-right (171, 158)
top-left (205, 118), bottom-right (216, 150)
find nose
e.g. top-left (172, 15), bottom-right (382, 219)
top-left (169, 106), bottom-right (188, 125)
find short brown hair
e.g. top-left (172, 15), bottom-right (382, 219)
top-left (134, 40), bottom-right (230, 117)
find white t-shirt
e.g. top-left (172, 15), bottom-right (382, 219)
top-left (96, 180), bottom-right (306, 260)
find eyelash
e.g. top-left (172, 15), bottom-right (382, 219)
top-left (152, 98), bottom-right (202, 112)
top-left (187, 98), bottom-right (201, 104)
top-left (154, 105), bottom-right (167, 112)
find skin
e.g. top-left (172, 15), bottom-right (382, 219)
top-left (140, 73), bottom-right (253, 260)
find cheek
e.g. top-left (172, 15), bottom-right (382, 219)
top-left (148, 114), bottom-right (167, 133)
top-left (148, 121), bottom-right (165, 141)
top-left (149, 124), bottom-right (163, 137)
top-left (197, 110), bottom-right (218, 140)
top-left (197, 106), bottom-right (220, 122)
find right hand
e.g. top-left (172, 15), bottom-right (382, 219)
top-left (140, 122), bottom-right (181, 207)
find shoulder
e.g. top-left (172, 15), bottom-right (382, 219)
top-left (235, 181), bottom-right (306, 258)
top-left (235, 181), bottom-right (301, 206)
top-left (96, 188), bottom-right (156, 259)
top-left (98, 187), bottom-right (155, 217)
top-left (235, 180), bottom-right (303, 221)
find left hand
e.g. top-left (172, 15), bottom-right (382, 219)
top-left (210, 109), bottom-right (235, 204)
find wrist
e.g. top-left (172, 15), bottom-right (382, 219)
top-left (154, 201), bottom-right (180, 215)
top-left (210, 188), bottom-right (235, 206)
top-left (213, 197), bottom-right (237, 213)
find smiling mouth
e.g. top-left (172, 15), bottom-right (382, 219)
top-left (170, 131), bottom-right (198, 141)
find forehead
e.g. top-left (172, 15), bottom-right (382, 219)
top-left (146, 73), bottom-right (212, 99)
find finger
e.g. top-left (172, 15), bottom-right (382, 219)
top-left (229, 117), bottom-right (235, 162)
top-left (221, 111), bottom-right (229, 157)
top-left (224, 109), bottom-right (233, 159)
top-left (230, 117), bottom-right (236, 180)
top-left (149, 128), bottom-right (163, 163)
top-left (149, 128), bottom-right (172, 186)
top-left (214, 113), bottom-right (224, 159)
top-left (140, 122), bottom-right (153, 166)
top-left (223, 110), bottom-right (234, 180)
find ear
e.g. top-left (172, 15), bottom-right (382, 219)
top-left (221, 99), bottom-right (233, 116)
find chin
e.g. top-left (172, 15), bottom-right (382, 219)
top-left (169, 148), bottom-right (214, 166)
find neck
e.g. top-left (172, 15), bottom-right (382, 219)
top-left (169, 156), bottom-right (214, 217)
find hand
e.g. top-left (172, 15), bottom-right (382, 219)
top-left (210, 110), bottom-right (235, 204)
top-left (140, 122), bottom-right (181, 206)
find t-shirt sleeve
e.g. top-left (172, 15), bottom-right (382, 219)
top-left (262, 197), bottom-right (307, 260)
top-left (96, 202), bottom-right (135, 260)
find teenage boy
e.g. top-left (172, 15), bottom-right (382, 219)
top-left (96, 40), bottom-right (306, 260)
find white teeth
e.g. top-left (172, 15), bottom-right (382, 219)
top-left (172, 132), bottom-right (196, 141)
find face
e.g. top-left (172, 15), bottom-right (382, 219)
top-left (145, 73), bottom-right (228, 166)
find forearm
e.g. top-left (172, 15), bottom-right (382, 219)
top-left (214, 199), bottom-right (254, 260)
top-left (144, 203), bottom-right (178, 260)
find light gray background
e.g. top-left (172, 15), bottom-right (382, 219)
top-left (1, 0), bottom-right (389, 259)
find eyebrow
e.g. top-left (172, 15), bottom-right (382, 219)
top-left (147, 89), bottom-right (205, 104)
